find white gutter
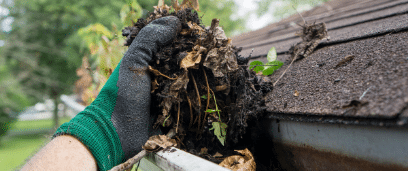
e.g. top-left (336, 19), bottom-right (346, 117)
top-left (265, 118), bottom-right (408, 168)
top-left (139, 147), bottom-right (230, 171)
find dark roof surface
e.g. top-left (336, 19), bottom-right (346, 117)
top-left (232, 0), bottom-right (408, 122)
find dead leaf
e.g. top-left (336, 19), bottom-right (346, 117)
top-left (180, 45), bottom-right (207, 69)
top-left (200, 147), bottom-right (208, 155)
top-left (181, 0), bottom-right (200, 11)
top-left (203, 40), bottom-right (239, 77)
top-left (142, 135), bottom-right (177, 152)
top-left (151, 78), bottom-right (159, 93)
top-left (219, 148), bottom-right (256, 171)
top-left (294, 90), bottom-right (299, 97)
top-left (213, 152), bottom-right (223, 158)
top-left (161, 70), bottom-right (189, 118)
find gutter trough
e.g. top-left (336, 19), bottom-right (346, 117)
top-left (264, 117), bottom-right (408, 171)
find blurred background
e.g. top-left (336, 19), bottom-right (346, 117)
top-left (0, 0), bottom-right (328, 170)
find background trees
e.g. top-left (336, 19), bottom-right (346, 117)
top-left (0, 0), bottom-right (245, 140)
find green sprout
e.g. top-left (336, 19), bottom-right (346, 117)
top-left (205, 93), bottom-right (227, 146)
top-left (249, 47), bottom-right (283, 76)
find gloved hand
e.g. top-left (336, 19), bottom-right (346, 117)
top-left (54, 16), bottom-right (181, 170)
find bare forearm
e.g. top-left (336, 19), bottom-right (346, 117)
top-left (21, 135), bottom-right (97, 171)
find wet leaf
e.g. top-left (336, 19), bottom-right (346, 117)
top-left (180, 45), bottom-right (207, 69)
top-left (267, 47), bottom-right (277, 62)
top-left (249, 61), bottom-right (264, 72)
top-left (219, 148), bottom-right (256, 171)
top-left (201, 94), bottom-right (212, 99)
top-left (205, 109), bottom-right (220, 113)
top-left (262, 60), bottom-right (283, 76)
top-left (209, 122), bottom-right (227, 146)
top-left (213, 152), bottom-right (223, 158)
top-left (142, 135), bottom-right (177, 152)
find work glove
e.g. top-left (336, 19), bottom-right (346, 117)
top-left (54, 16), bottom-right (181, 170)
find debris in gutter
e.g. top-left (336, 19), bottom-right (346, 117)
top-left (335, 55), bottom-right (355, 69)
top-left (273, 22), bottom-right (329, 86)
top-left (219, 148), bottom-right (256, 171)
top-left (294, 90), bottom-right (300, 97)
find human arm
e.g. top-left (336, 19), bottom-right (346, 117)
top-left (21, 135), bottom-right (97, 171)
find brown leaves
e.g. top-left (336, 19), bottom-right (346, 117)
top-left (219, 148), bottom-right (256, 171)
top-left (142, 135), bottom-right (177, 152)
top-left (160, 70), bottom-right (189, 119)
top-left (203, 19), bottom-right (239, 77)
top-left (203, 39), bottom-right (239, 77)
top-left (180, 21), bottom-right (205, 36)
top-left (171, 0), bottom-right (200, 12)
top-left (180, 45), bottom-right (207, 69)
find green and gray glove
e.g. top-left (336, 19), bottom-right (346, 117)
top-left (54, 16), bottom-right (181, 170)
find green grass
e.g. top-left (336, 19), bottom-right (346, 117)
top-left (0, 133), bottom-right (49, 171)
top-left (0, 117), bottom-right (72, 171)
top-left (10, 117), bottom-right (71, 132)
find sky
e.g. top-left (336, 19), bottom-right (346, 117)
top-left (1, 0), bottom-right (275, 34)
top-left (233, 0), bottom-right (277, 31)
top-left (0, 0), bottom-right (315, 36)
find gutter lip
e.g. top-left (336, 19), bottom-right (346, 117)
top-left (266, 111), bottom-right (408, 128)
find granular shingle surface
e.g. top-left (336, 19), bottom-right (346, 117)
top-left (232, 0), bottom-right (408, 121)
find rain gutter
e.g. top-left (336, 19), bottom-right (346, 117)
top-left (264, 116), bottom-right (408, 170)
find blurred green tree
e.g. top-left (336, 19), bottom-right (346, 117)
top-left (0, 0), bottom-right (126, 129)
top-left (257, 0), bottom-right (330, 20)
top-left (0, 56), bottom-right (32, 144)
top-left (0, 0), bottom-right (244, 132)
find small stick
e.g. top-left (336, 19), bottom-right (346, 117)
top-left (109, 150), bottom-right (148, 171)
top-left (202, 68), bottom-right (210, 112)
top-left (187, 95), bottom-right (193, 128)
top-left (190, 72), bottom-right (201, 126)
top-left (148, 66), bottom-right (178, 80)
top-left (176, 102), bottom-right (180, 133)
top-left (108, 131), bottom-right (177, 171)
top-left (202, 67), bottom-right (211, 131)
top-left (273, 56), bottom-right (296, 87)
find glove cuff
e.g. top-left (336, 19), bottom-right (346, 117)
top-left (54, 65), bottom-right (124, 171)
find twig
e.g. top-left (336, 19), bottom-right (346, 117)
top-left (209, 89), bottom-right (221, 121)
top-left (108, 150), bottom-right (148, 171)
top-left (176, 102), bottom-right (180, 133)
top-left (359, 86), bottom-right (372, 100)
top-left (202, 68), bottom-right (210, 114)
top-left (202, 67), bottom-right (211, 132)
top-left (190, 72), bottom-right (201, 126)
top-left (273, 56), bottom-right (296, 87)
top-left (148, 66), bottom-right (178, 80)
top-left (108, 131), bottom-right (177, 171)
top-left (186, 95), bottom-right (193, 128)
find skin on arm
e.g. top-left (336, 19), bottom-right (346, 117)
top-left (21, 135), bottom-right (97, 171)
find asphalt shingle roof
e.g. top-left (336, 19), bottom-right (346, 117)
top-left (232, 0), bottom-right (408, 125)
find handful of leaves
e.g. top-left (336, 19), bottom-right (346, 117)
top-left (121, 0), bottom-right (272, 167)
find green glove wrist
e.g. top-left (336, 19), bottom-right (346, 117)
top-left (54, 65), bottom-right (123, 170)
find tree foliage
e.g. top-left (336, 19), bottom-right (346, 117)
top-left (0, 0), bottom-right (245, 135)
